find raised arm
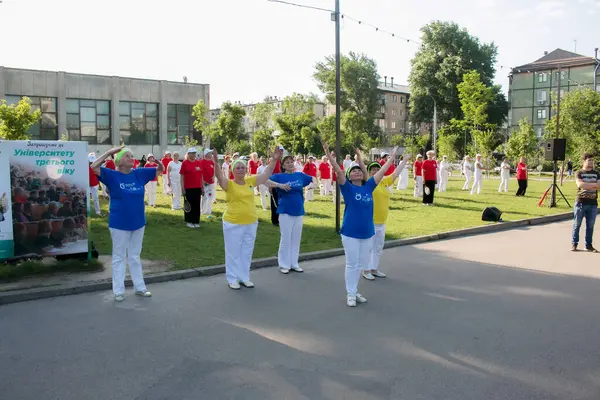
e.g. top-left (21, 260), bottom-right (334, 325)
top-left (355, 148), bottom-right (368, 179)
top-left (322, 140), bottom-right (345, 185)
top-left (212, 149), bottom-right (228, 191)
top-left (373, 147), bottom-right (399, 185)
top-left (90, 146), bottom-right (124, 175)
top-left (155, 160), bottom-right (164, 177)
top-left (391, 156), bottom-right (410, 180)
top-left (256, 147), bottom-right (283, 186)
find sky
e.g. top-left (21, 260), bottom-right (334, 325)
top-left (1, 0), bottom-right (599, 107)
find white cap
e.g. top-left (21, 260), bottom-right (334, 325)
top-left (147, 153), bottom-right (154, 159)
top-left (187, 147), bottom-right (197, 154)
top-left (381, 152), bottom-right (389, 157)
top-left (88, 153), bottom-right (96, 163)
top-left (309, 155), bottom-right (315, 159)
top-left (476, 154), bottom-right (482, 157)
top-left (416, 154), bottom-right (423, 158)
top-left (233, 152), bottom-right (239, 156)
top-left (164, 150), bottom-right (171, 155)
top-left (204, 148), bottom-right (212, 156)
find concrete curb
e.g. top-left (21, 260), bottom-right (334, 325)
top-left (0, 212), bottom-right (572, 305)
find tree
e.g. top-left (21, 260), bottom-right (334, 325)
top-left (437, 119), bottom-right (467, 159)
top-left (545, 88), bottom-right (600, 160)
top-left (457, 70), bottom-right (494, 131)
top-left (507, 119), bottom-right (540, 164)
top-left (437, 131), bottom-right (460, 162)
top-left (209, 102), bottom-right (247, 154)
top-left (191, 100), bottom-right (209, 136)
top-left (250, 102), bottom-right (275, 131)
top-left (275, 93), bottom-right (319, 155)
top-left (252, 128), bottom-right (275, 157)
top-left (403, 132), bottom-right (430, 159)
top-left (409, 21), bottom-right (507, 126)
top-left (0, 97), bottom-right (42, 140)
top-left (313, 51), bottom-right (381, 143)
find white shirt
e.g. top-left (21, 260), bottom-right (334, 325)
top-left (343, 159), bottom-right (352, 170)
top-left (474, 161), bottom-right (484, 177)
top-left (500, 161), bottom-right (510, 178)
top-left (463, 161), bottom-right (472, 175)
top-left (294, 161), bottom-right (303, 172)
top-left (440, 161), bottom-right (450, 171)
top-left (222, 162), bottom-right (230, 176)
top-left (167, 160), bottom-right (182, 182)
top-left (350, 161), bottom-right (359, 168)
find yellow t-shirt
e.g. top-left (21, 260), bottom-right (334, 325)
top-left (223, 176), bottom-right (258, 224)
top-left (373, 175), bottom-right (395, 225)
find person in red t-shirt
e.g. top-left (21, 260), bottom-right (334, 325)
top-left (102, 156), bottom-right (116, 198)
top-left (421, 150), bottom-right (438, 205)
top-left (199, 149), bottom-right (216, 217)
top-left (144, 154), bottom-right (159, 207)
top-left (379, 152), bottom-right (396, 177)
top-left (248, 152), bottom-right (260, 196)
top-left (132, 159), bottom-right (140, 169)
top-left (88, 153), bottom-right (102, 215)
top-left (302, 156), bottom-right (318, 201)
top-left (229, 152), bottom-right (240, 180)
top-left (516, 156), bottom-right (528, 196)
top-left (413, 155), bottom-right (424, 197)
top-left (179, 148), bottom-right (204, 227)
top-left (161, 151), bottom-right (173, 195)
top-left (318, 155), bottom-right (333, 196)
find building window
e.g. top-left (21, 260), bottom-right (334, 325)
top-left (537, 109), bottom-right (547, 119)
top-left (65, 99), bottom-right (111, 144)
top-left (391, 121), bottom-right (397, 129)
top-left (5, 95), bottom-right (58, 140)
top-left (167, 104), bottom-right (193, 145)
top-left (537, 127), bottom-right (543, 137)
top-left (380, 105), bottom-right (385, 114)
top-left (556, 70), bottom-right (566, 81)
top-left (392, 108), bottom-right (396, 116)
top-left (119, 101), bottom-right (159, 145)
top-left (400, 96), bottom-right (405, 103)
top-left (536, 90), bottom-right (547, 104)
top-left (392, 95), bottom-right (398, 103)
top-left (538, 72), bottom-right (548, 83)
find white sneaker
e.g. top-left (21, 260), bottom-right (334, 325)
top-left (346, 295), bottom-right (357, 307)
top-left (355, 293), bottom-right (368, 303)
top-left (228, 282), bottom-right (241, 290)
top-left (187, 223), bottom-right (195, 228)
top-left (291, 266), bottom-right (304, 273)
top-left (280, 268), bottom-right (290, 274)
top-left (194, 224), bottom-right (200, 228)
top-left (362, 271), bottom-right (375, 280)
top-left (114, 294), bottom-right (125, 302)
top-left (241, 281), bottom-right (255, 288)
top-left (135, 290), bottom-right (152, 297)
top-left (372, 270), bottom-right (387, 278)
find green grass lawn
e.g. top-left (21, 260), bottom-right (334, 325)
top-left (89, 177), bottom-right (576, 270)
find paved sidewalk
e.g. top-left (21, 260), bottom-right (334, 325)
top-left (1, 220), bottom-right (599, 400)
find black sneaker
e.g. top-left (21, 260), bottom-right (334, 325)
top-left (586, 246), bottom-right (598, 253)
top-left (571, 245), bottom-right (578, 252)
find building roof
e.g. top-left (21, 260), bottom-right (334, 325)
top-left (512, 49), bottom-right (597, 73)
top-left (377, 83), bottom-right (410, 94)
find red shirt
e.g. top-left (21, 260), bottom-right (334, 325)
top-left (249, 159), bottom-right (259, 175)
top-left (14, 194), bottom-right (28, 204)
top-left (144, 162), bottom-right (159, 181)
top-left (303, 162), bottom-right (317, 178)
top-left (318, 162), bottom-right (331, 179)
top-left (133, 159), bottom-right (140, 169)
top-left (274, 159), bottom-right (281, 174)
top-left (379, 159), bottom-right (396, 176)
top-left (161, 157), bottom-right (172, 174)
top-left (422, 159), bottom-right (438, 181)
top-left (414, 161), bottom-right (423, 177)
top-left (198, 159), bottom-right (215, 184)
top-left (180, 159), bottom-right (203, 189)
top-left (89, 166), bottom-right (99, 186)
top-left (105, 159), bottom-right (115, 170)
top-left (516, 162), bottom-right (527, 180)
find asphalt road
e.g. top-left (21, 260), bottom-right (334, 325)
top-left (1, 221), bottom-right (600, 400)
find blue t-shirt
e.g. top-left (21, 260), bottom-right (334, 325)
top-left (99, 167), bottom-right (157, 231)
top-left (340, 177), bottom-right (377, 239)
top-left (270, 172), bottom-right (313, 216)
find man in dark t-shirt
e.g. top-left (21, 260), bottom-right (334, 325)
top-left (572, 154), bottom-right (599, 252)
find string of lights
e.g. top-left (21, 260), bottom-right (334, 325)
top-left (266, 0), bottom-right (332, 13)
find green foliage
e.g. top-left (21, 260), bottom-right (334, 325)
top-left (250, 102), bottom-right (275, 131)
top-left (408, 21), bottom-right (507, 126)
top-left (403, 133), bottom-right (431, 158)
top-left (0, 97), bottom-right (42, 140)
top-left (275, 93), bottom-right (320, 155)
top-left (209, 102), bottom-right (248, 154)
top-left (544, 88), bottom-right (600, 160)
top-left (437, 131), bottom-right (460, 161)
top-left (183, 136), bottom-right (199, 148)
top-left (457, 71), bottom-right (494, 129)
top-left (252, 128), bottom-right (276, 157)
top-left (507, 119), bottom-right (540, 163)
top-left (191, 100), bottom-right (209, 137)
top-left (316, 113), bottom-right (371, 156)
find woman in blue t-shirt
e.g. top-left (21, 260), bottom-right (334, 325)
top-left (91, 146), bottom-right (163, 302)
top-left (268, 155), bottom-right (317, 274)
top-left (322, 141), bottom-right (398, 307)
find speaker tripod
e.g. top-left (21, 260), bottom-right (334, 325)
top-left (547, 160), bottom-right (571, 208)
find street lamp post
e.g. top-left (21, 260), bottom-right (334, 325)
top-left (333, 0), bottom-right (341, 233)
top-left (429, 94), bottom-right (437, 154)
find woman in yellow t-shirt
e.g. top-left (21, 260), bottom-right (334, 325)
top-left (362, 155), bottom-right (410, 281)
top-left (213, 147), bottom-right (283, 290)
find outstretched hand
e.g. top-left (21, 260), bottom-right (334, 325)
top-left (212, 148), bottom-right (219, 160)
top-left (109, 145), bottom-right (125, 155)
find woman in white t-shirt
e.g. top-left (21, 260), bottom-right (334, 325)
top-left (294, 156), bottom-right (303, 172)
top-left (470, 154), bottom-right (486, 195)
top-left (222, 155), bottom-right (231, 179)
top-left (167, 152), bottom-right (183, 210)
top-left (498, 157), bottom-right (511, 192)
top-left (257, 157), bottom-right (270, 210)
top-left (462, 155), bottom-right (473, 190)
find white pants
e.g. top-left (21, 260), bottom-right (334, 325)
top-left (413, 176), bottom-right (423, 197)
top-left (341, 235), bottom-right (373, 296)
top-left (162, 175), bottom-right (169, 194)
top-left (109, 227), bottom-right (147, 295)
top-left (367, 224), bottom-right (386, 271)
top-left (471, 174), bottom-right (482, 194)
top-left (438, 172), bottom-right (449, 192)
top-left (146, 181), bottom-right (157, 206)
top-left (278, 214), bottom-right (303, 269)
top-left (499, 176), bottom-right (509, 192)
top-left (170, 181), bottom-right (182, 210)
top-left (90, 185), bottom-right (101, 215)
top-left (320, 178), bottom-right (332, 196)
top-left (397, 169), bottom-right (409, 190)
top-left (305, 187), bottom-right (314, 201)
top-left (258, 184), bottom-right (269, 210)
top-left (462, 173), bottom-right (472, 190)
top-left (201, 183), bottom-right (217, 215)
top-left (223, 221), bottom-right (258, 284)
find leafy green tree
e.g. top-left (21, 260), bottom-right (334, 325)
top-left (0, 97), bottom-right (42, 140)
top-left (209, 102), bottom-right (247, 154)
top-left (545, 88), bottom-right (600, 160)
top-left (250, 102), bottom-right (275, 131)
top-left (438, 119), bottom-right (468, 158)
top-left (252, 128), bottom-right (275, 157)
top-left (313, 51), bottom-right (381, 143)
top-left (275, 93), bottom-right (319, 155)
top-left (437, 131), bottom-right (460, 161)
top-left (403, 132), bottom-right (431, 158)
top-left (507, 119), bottom-right (540, 163)
top-left (409, 21), bottom-right (507, 126)
top-left (457, 70), bottom-right (494, 131)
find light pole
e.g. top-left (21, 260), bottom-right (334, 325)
top-left (333, 0), bottom-right (341, 233)
top-left (428, 94), bottom-right (437, 153)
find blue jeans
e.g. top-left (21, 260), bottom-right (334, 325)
top-left (572, 203), bottom-right (598, 247)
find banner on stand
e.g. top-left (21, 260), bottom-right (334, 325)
top-left (0, 140), bottom-right (89, 260)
